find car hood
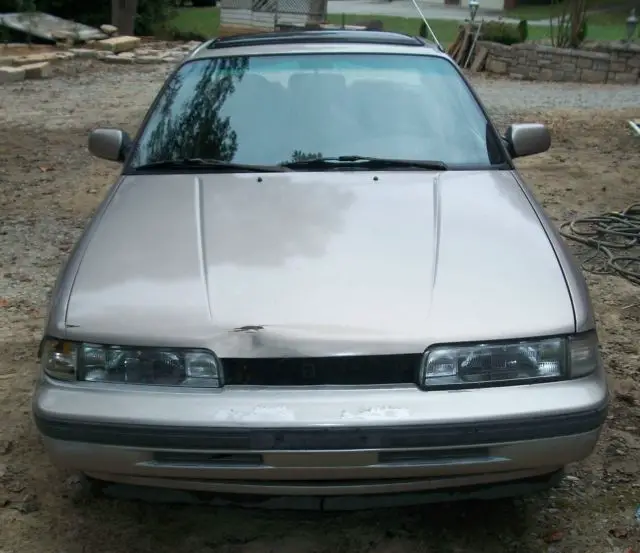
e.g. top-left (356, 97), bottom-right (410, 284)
top-left (64, 171), bottom-right (575, 356)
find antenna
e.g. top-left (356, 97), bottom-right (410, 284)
top-left (409, 0), bottom-right (443, 50)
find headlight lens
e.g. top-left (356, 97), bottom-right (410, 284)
top-left (40, 340), bottom-right (222, 388)
top-left (421, 332), bottom-right (600, 389)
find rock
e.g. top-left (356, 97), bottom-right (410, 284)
top-left (96, 36), bottom-right (141, 54)
top-left (0, 66), bottom-right (25, 84)
top-left (614, 378), bottom-right (639, 404)
top-left (22, 62), bottom-right (52, 80)
top-left (12, 493), bottom-right (39, 514)
top-left (69, 48), bottom-right (99, 59)
top-left (118, 52), bottom-right (136, 59)
top-left (51, 30), bottom-right (74, 41)
top-left (0, 56), bottom-right (16, 66)
top-left (102, 54), bottom-right (133, 64)
top-left (135, 55), bottom-right (164, 64)
top-left (100, 24), bottom-right (118, 36)
top-left (12, 53), bottom-right (58, 66)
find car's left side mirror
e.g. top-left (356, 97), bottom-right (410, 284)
top-left (504, 123), bottom-right (551, 159)
top-left (88, 127), bottom-right (132, 162)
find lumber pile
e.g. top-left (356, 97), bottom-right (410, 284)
top-left (447, 23), bottom-right (488, 72)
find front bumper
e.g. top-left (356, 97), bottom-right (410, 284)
top-left (33, 368), bottom-right (608, 497)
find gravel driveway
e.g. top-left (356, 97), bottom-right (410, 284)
top-left (1, 58), bottom-right (639, 553)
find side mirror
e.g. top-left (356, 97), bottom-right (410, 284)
top-left (88, 128), bottom-right (132, 162)
top-left (504, 123), bottom-right (551, 159)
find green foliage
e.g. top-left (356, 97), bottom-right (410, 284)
top-left (577, 17), bottom-right (588, 42)
top-left (157, 25), bottom-right (208, 40)
top-left (0, 0), bottom-right (32, 10)
top-left (550, 0), bottom-right (588, 48)
top-left (137, 0), bottom-right (176, 35)
top-left (481, 20), bottom-right (527, 45)
top-left (517, 19), bottom-right (529, 41)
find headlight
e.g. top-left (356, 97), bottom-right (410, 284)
top-left (39, 340), bottom-right (222, 388)
top-left (421, 331), bottom-right (600, 389)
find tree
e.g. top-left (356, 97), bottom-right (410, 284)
top-left (550, 0), bottom-right (588, 48)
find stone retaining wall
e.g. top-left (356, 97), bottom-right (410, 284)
top-left (481, 40), bottom-right (640, 84)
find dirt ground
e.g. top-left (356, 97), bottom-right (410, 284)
top-left (0, 80), bottom-right (639, 552)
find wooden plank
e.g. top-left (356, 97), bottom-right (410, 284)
top-left (470, 45), bottom-right (488, 72)
top-left (451, 26), bottom-right (469, 62)
top-left (454, 26), bottom-right (472, 65)
top-left (446, 27), bottom-right (464, 57)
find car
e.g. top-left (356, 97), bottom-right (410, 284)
top-left (32, 30), bottom-right (608, 510)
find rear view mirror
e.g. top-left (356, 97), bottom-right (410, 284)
top-left (88, 128), bottom-right (132, 162)
top-left (504, 123), bottom-right (551, 159)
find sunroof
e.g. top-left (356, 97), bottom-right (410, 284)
top-left (208, 30), bottom-right (428, 50)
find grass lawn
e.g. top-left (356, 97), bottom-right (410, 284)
top-left (168, 6), bottom-right (630, 46)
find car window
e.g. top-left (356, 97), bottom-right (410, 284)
top-left (128, 53), bottom-right (505, 169)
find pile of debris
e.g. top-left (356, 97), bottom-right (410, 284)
top-left (0, 13), bottom-right (200, 84)
top-left (447, 23), bottom-right (489, 72)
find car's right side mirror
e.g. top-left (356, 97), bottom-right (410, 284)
top-left (504, 123), bottom-right (551, 159)
top-left (88, 128), bottom-right (132, 162)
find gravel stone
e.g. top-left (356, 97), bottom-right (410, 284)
top-left (470, 75), bottom-right (640, 111)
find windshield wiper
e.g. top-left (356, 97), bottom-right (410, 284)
top-left (134, 158), bottom-right (291, 173)
top-left (280, 156), bottom-right (448, 171)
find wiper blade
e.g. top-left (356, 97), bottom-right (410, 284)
top-left (135, 158), bottom-right (290, 173)
top-left (280, 156), bottom-right (447, 171)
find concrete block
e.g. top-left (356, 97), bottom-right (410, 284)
top-left (0, 65), bottom-right (25, 84)
top-left (21, 62), bottom-right (52, 79)
top-left (97, 36), bottom-right (141, 53)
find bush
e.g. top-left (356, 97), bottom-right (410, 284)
top-left (0, 0), bottom-right (17, 10)
top-left (577, 17), bottom-right (587, 43)
top-left (156, 25), bottom-right (208, 41)
top-left (480, 20), bottom-right (527, 45)
top-left (517, 19), bottom-right (529, 41)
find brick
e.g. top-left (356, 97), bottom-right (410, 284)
top-left (0, 65), bottom-right (25, 84)
top-left (21, 62), bottom-right (51, 79)
top-left (96, 36), bottom-right (141, 53)
top-left (486, 59), bottom-right (508, 74)
top-left (627, 56), bottom-right (640, 68)
top-left (539, 68), bottom-right (554, 80)
top-left (576, 57), bottom-right (593, 69)
top-left (611, 71), bottom-right (638, 84)
top-left (608, 61), bottom-right (626, 72)
top-left (580, 69), bottom-right (607, 83)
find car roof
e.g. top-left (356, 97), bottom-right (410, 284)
top-left (187, 29), bottom-right (446, 60)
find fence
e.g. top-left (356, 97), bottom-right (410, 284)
top-left (219, 0), bottom-right (328, 35)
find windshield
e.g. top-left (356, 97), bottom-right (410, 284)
top-left (128, 53), bottom-right (505, 170)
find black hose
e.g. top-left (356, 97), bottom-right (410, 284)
top-left (558, 203), bottom-right (640, 286)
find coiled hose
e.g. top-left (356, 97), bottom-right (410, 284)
top-left (559, 203), bottom-right (640, 286)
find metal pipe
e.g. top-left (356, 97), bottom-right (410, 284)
top-left (464, 19), bottom-right (483, 69)
top-left (408, 0), bottom-right (443, 50)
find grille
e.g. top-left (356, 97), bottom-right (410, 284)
top-left (221, 354), bottom-right (421, 386)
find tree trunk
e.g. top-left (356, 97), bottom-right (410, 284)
top-left (111, 0), bottom-right (119, 25)
top-left (112, 0), bottom-right (138, 35)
